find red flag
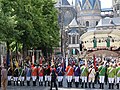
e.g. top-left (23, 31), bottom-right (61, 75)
top-left (93, 54), bottom-right (97, 71)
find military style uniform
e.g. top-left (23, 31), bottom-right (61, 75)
top-left (19, 66), bottom-right (25, 86)
top-left (56, 64), bottom-right (64, 87)
top-left (7, 66), bottom-right (12, 86)
top-left (74, 64), bottom-right (80, 88)
top-left (88, 66), bottom-right (96, 88)
top-left (98, 64), bottom-right (106, 89)
top-left (13, 66), bottom-right (19, 86)
top-left (65, 64), bottom-right (74, 88)
top-left (38, 65), bottom-right (44, 86)
top-left (80, 64), bottom-right (88, 88)
top-left (116, 63), bottom-right (120, 89)
top-left (25, 65), bottom-right (31, 86)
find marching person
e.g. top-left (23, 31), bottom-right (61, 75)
top-left (56, 63), bottom-right (64, 87)
top-left (13, 66), bottom-right (19, 86)
top-left (19, 66), bottom-right (25, 86)
top-left (80, 63), bottom-right (88, 88)
top-left (1, 65), bottom-right (8, 90)
top-left (65, 63), bottom-right (74, 88)
top-left (98, 62), bottom-right (106, 89)
top-left (116, 62), bottom-right (120, 89)
top-left (88, 65), bottom-right (96, 88)
top-left (7, 65), bottom-right (12, 86)
top-left (31, 64), bottom-right (38, 86)
top-left (38, 64), bottom-right (44, 86)
top-left (107, 63), bottom-right (116, 89)
top-left (50, 65), bottom-right (58, 90)
top-left (25, 65), bottom-right (31, 86)
top-left (74, 63), bottom-right (81, 88)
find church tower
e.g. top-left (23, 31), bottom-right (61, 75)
top-left (113, 0), bottom-right (120, 17)
top-left (77, 0), bottom-right (101, 28)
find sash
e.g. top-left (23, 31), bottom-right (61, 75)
top-left (39, 67), bottom-right (42, 73)
top-left (109, 68), bottom-right (113, 74)
top-left (81, 66), bottom-right (86, 74)
top-left (117, 70), bottom-right (120, 75)
top-left (58, 67), bottom-right (62, 74)
top-left (75, 67), bottom-right (78, 72)
top-left (66, 66), bottom-right (72, 75)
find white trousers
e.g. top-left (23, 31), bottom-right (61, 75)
top-left (45, 75), bottom-right (51, 81)
top-left (108, 78), bottom-right (114, 83)
top-left (8, 76), bottom-right (12, 81)
top-left (32, 76), bottom-right (37, 81)
top-left (74, 76), bottom-right (79, 82)
top-left (81, 76), bottom-right (87, 82)
top-left (26, 77), bottom-right (31, 81)
top-left (66, 76), bottom-right (72, 82)
top-left (116, 77), bottom-right (120, 83)
top-left (39, 76), bottom-right (43, 82)
top-left (88, 77), bottom-right (95, 82)
top-left (14, 77), bottom-right (18, 81)
top-left (99, 76), bottom-right (105, 83)
top-left (19, 76), bottom-right (25, 81)
top-left (57, 76), bottom-right (63, 82)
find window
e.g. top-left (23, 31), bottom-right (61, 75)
top-left (72, 36), bottom-right (75, 44)
top-left (86, 21), bottom-right (89, 27)
top-left (96, 21), bottom-right (98, 25)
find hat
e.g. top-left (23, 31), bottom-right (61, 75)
top-left (58, 63), bottom-right (61, 66)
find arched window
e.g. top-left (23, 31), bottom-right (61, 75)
top-left (86, 21), bottom-right (89, 27)
top-left (96, 21), bottom-right (98, 25)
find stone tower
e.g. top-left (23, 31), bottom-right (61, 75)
top-left (77, 0), bottom-right (101, 28)
top-left (113, 0), bottom-right (120, 17)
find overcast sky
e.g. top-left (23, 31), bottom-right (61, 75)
top-left (67, 0), bottom-right (112, 8)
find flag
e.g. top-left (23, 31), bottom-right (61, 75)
top-left (93, 54), bottom-right (97, 71)
top-left (51, 55), bottom-right (54, 66)
top-left (15, 60), bottom-right (19, 68)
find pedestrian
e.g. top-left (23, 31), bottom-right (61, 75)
top-left (7, 65), bottom-right (12, 86)
top-left (50, 65), bottom-right (58, 90)
top-left (1, 65), bottom-right (8, 90)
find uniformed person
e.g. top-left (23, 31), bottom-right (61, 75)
top-left (74, 63), bottom-right (81, 88)
top-left (13, 66), bottom-right (19, 86)
top-left (38, 64), bottom-right (44, 86)
top-left (116, 62), bottom-right (120, 89)
top-left (88, 65), bottom-right (96, 88)
top-left (25, 65), bottom-right (31, 86)
top-left (19, 66), bottom-right (25, 86)
top-left (80, 63), bottom-right (88, 88)
top-left (65, 63), bottom-right (74, 88)
top-left (56, 63), bottom-right (64, 87)
top-left (7, 65), bottom-right (12, 86)
top-left (31, 64), bottom-right (38, 86)
top-left (98, 62), bottom-right (106, 89)
top-left (50, 65), bottom-right (58, 90)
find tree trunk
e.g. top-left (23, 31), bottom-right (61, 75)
top-left (22, 42), bottom-right (27, 60)
top-left (6, 41), bottom-right (10, 66)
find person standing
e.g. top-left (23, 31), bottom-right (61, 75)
top-left (19, 66), bottom-right (25, 86)
top-left (7, 65), bottom-right (12, 86)
top-left (116, 62), bottom-right (120, 89)
top-left (13, 66), bottom-right (19, 86)
top-left (56, 63), bottom-right (64, 87)
top-left (88, 65), bottom-right (96, 88)
top-left (1, 65), bottom-right (8, 90)
top-left (74, 63), bottom-right (80, 88)
top-left (25, 65), bottom-right (31, 86)
top-left (80, 63), bottom-right (88, 88)
top-left (38, 64), bottom-right (44, 86)
top-left (65, 63), bottom-right (74, 88)
top-left (98, 62), bottom-right (106, 89)
top-left (50, 65), bottom-right (58, 90)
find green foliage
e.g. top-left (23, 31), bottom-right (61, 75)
top-left (0, 0), bottom-right (60, 54)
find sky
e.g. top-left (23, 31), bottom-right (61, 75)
top-left (68, 0), bottom-right (112, 9)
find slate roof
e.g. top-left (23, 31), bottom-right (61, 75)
top-left (68, 27), bottom-right (79, 35)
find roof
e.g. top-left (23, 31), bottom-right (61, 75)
top-left (97, 17), bottom-right (120, 27)
top-left (69, 18), bottom-right (79, 27)
top-left (68, 27), bottom-right (79, 35)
